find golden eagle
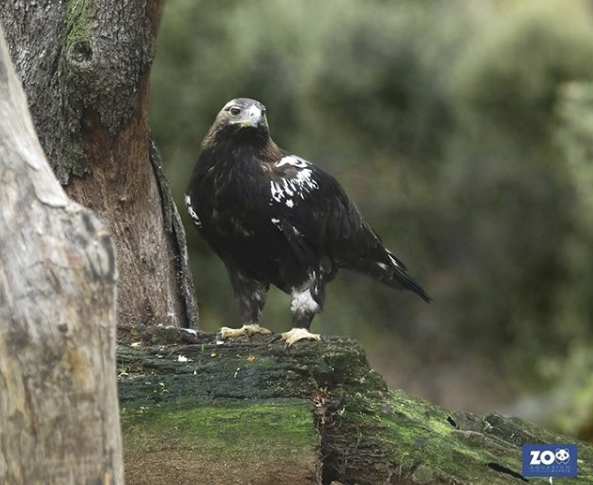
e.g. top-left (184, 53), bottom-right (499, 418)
top-left (186, 98), bottom-right (430, 345)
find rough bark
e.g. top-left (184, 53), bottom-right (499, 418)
top-left (0, 0), bottom-right (197, 328)
top-left (0, 25), bottom-right (123, 485)
top-left (117, 326), bottom-right (593, 485)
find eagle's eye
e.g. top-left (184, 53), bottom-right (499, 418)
top-left (261, 108), bottom-right (266, 116)
top-left (229, 106), bottom-right (242, 116)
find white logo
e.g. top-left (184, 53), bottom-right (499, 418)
top-left (555, 449), bottom-right (570, 465)
top-left (530, 448), bottom-right (570, 466)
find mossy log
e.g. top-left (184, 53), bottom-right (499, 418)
top-left (117, 326), bottom-right (593, 485)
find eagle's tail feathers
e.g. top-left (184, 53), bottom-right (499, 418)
top-left (347, 254), bottom-right (431, 303)
top-left (385, 263), bottom-right (431, 303)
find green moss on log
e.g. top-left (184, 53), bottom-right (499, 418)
top-left (123, 399), bottom-right (320, 485)
top-left (123, 400), bottom-right (317, 458)
top-left (118, 327), bottom-right (593, 485)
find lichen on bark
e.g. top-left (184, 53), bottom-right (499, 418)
top-left (64, 0), bottom-right (92, 51)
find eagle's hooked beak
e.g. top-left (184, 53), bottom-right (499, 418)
top-left (239, 105), bottom-right (264, 128)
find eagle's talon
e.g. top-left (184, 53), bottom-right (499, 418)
top-left (270, 333), bottom-right (284, 343)
top-left (281, 328), bottom-right (321, 347)
top-left (218, 324), bottom-right (271, 340)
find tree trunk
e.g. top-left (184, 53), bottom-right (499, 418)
top-left (0, 25), bottom-right (123, 485)
top-left (117, 326), bottom-right (593, 485)
top-left (0, 0), bottom-right (197, 328)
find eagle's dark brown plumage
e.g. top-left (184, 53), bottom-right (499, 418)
top-left (185, 98), bottom-right (430, 345)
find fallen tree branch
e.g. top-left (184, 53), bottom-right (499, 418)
top-left (118, 327), bottom-right (593, 485)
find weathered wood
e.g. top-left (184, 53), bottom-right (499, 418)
top-left (0, 0), bottom-right (197, 328)
top-left (118, 327), bottom-right (593, 485)
top-left (0, 25), bottom-right (123, 485)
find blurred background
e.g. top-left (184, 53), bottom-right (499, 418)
top-left (150, 0), bottom-right (593, 440)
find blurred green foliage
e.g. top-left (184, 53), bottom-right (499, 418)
top-left (150, 0), bottom-right (593, 434)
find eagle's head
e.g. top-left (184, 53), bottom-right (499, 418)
top-left (207, 98), bottom-right (269, 140)
top-left (201, 98), bottom-right (282, 160)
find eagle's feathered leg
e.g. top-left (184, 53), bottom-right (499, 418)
top-left (218, 264), bottom-right (272, 340)
top-left (281, 275), bottom-right (324, 346)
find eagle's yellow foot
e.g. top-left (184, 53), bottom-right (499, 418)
top-left (281, 328), bottom-right (321, 347)
top-left (218, 324), bottom-right (272, 340)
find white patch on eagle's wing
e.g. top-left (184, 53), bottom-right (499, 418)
top-left (185, 194), bottom-right (202, 228)
top-left (275, 155), bottom-right (309, 168)
top-left (270, 218), bottom-right (303, 237)
top-left (282, 179), bottom-right (294, 196)
top-left (270, 181), bottom-right (283, 203)
top-left (269, 157), bottom-right (319, 207)
top-left (293, 168), bottom-right (319, 195)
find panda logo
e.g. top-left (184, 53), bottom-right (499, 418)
top-left (555, 448), bottom-right (570, 465)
